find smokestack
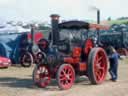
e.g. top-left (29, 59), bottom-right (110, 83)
top-left (30, 24), bottom-right (35, 46)
top-left (97, 10), bottom-right (100, 45)
top-left (50, 14), bottom-right (60, 45)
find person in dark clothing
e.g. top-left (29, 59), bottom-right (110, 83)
top-left (108, 46), bottom-right (120, 82)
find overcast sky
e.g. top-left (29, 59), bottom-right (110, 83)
top-left (0, 0), bottom-right (127, 22)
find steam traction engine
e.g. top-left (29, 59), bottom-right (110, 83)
top-left (33, 14), bottom-right (108, 90)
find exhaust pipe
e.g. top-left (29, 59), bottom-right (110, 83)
top-left (50, 14), bottom-right (60, 45)
top-left (30, 24), bottom-right (35, 46)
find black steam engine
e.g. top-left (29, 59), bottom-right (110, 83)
top-left (32, 14), bottom-right (109, 90)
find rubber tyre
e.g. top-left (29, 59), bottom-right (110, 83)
top-left (57, 64), bottom-right (75, 90)
top-left (87, 48), bottom-right (108, 84)
top-left (20, 52), bottom-right (33, 67)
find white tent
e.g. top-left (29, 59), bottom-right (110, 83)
top-left (0, 24), bottom-right (30, 34)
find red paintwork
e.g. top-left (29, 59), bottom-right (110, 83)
top-left (58, 64), bottom-right (75, 89)
top-left (72, 47), bottom-right (82, 57)
top-left (0, 56), bottom-right (11, 68)
top-left (64, 57), bottom-right (80, 64)
top-left (84, 39), bottom-right (94, 55)
top-left (27, 32), bottom-right (43, 44)
top-left (79, 62), bottom-right (87, 71)
top-left (64, 47), bottom-right (82, 64)
top-left (93, 49), bottom-right (107, 83)
top-left (89, 24), bottom-right (110, 30)
top-left (33, 65), bottom-right (51, 88)
top-left (117, 48), bottom-right (128, 56)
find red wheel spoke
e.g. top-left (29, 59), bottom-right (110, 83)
top-left (95, 70), bottom-right (99, 76)
top-left (69, 73), bottom-right (73, 78)
top-left (33, 65), bottom-right (51, 88)
top-left (95, 61), bottom-right (104, 80)
top-left (57, 64), bottom-right (75, 90)
top-left (99, 66), bottom-right (104, 71)
top-left (39, 67), bottom-right (42, 72)
top-left (60, 75), bottom-right (66, 80)
top-left (95, 71), bottom-right (101, 80)
top-left (98, 56), bottom-right (103, 62)
top-left (60, 78), bottom-right (66, 81)
top-left (96, 74), bottom-right (101, 80)
top-left (65, 80), bottom-right (70, 84)
top-left (68, 69), bottom-right (72, 74)
top-left (62, 70), bottom-right (67, 76)
top-left (66, 69), bottom-right (69, 74)
top-left (36, 70), bottom-right (40, 74)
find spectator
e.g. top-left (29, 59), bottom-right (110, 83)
top-left (108, 46), bottom-right (120, 82)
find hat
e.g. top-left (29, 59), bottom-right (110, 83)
top-left (109, 46), bottom-right (116, 53)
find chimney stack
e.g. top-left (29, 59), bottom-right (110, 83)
top-left (50, 14), bottom-right (60, 45)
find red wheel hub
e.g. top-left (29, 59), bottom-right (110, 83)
top-left (33, 65), bottom-right (51, 88)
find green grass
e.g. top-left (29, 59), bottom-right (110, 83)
top-left (108, 19), bottom-right (128, 25)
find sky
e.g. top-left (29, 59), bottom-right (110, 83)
top-left (0, 0), bottom-right (128, 22)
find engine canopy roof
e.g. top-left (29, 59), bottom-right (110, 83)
top-left (59, 21), bottom-right (89, 29)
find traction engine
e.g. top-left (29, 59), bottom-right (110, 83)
top-left (32, 14), bottom-right (109, 90)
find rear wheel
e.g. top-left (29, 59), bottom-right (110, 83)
top-left (57, 64), bottom-right (75, 90)
top-left (88, 48), bottom-right (108, 84)
top-left (33, 65), bottom-right (51, 88)
top-left (20, 52), bottom-right (33, 67)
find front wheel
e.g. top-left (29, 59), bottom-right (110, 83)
top-left (32, 65), bottom-right (51, 88)
top-left (88, 48), bottom-right (108, 84)
top-left (56, 64), bottom-right (75, 90)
